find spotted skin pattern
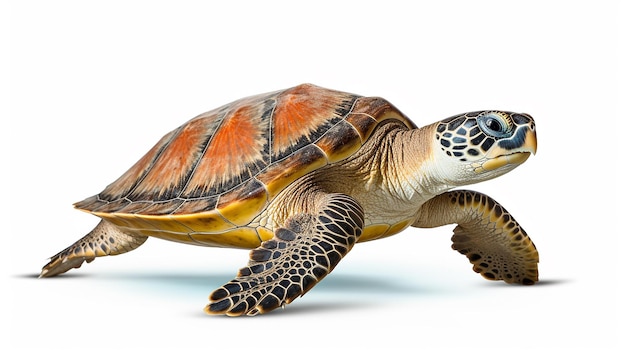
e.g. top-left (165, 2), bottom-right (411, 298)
top-left (415, 190), bottom-right (539, 284)
top-left (436, 111), bottom-right (535, 161)
top-left (207, 194), bottom-right (364, 316)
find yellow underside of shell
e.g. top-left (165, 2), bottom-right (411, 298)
top-left (95, 211), bottom-right (414, 248)
top-left (358, 219), bottom-right (413, 242)
top-left (97, 211), bottom-right (262, 248)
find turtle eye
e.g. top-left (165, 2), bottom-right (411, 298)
top-left (478, 113), bottom-right (509, 138)
top-left (485, 118), bottom-right (502, 132)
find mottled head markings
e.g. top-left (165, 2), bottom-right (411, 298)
top-left (435, 111), bottom-right (535, 161)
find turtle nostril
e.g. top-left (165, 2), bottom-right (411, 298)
top-left (512, 113), bottom-right (533, 125)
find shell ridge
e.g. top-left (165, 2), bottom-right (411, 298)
top-left (175, 107), bottom-right (230, 199)
top-left (266, 97), bottom-right (278, 165)
top-left (123, 126), bottom-right (189, 201)
top-left (139, 197), bottom-right (186, 215)
top-left (270, 85), bottom-right (360, 162)
top-left (170, 196), bottom-right (210, 214)
top-left (125, 112), bottom-right (219, 202)
top-left (311, 143), bottom-right (332, 161)
top-left (181, 94), bottom-right (278, 198)
top-left (278, 97), bottom-right (359, 160)
top-left (344, 93), bottom-right (361, 117)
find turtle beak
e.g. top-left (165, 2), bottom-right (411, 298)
top-left (477, 126), bottom-right (537, 173)
top-left (520, 123), bottom-right (537, 155)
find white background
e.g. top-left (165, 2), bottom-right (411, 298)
top-left (5, 1), bottom-right (624, 357)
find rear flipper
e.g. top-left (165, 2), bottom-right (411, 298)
top-left (206, 193), bottom-right (364, 316)
top-left (414, 190), bottom-right (539, 284)
top-left (40, 220), bottom-right (148, 277)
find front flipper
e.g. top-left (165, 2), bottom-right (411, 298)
top-left (414, 190), bottom-right (539, 285)
top-left (206, 193), bottom-right (364, 316)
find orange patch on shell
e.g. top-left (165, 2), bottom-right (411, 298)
top-left (272, 84), bottom-right (355, 156)
top-left (128, 119), bottom-right (209, 200)
top-left (183, 103), bottom-right (267, 194)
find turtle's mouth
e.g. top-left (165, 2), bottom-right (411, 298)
top-left (478, 151), bottom-right (532, 172)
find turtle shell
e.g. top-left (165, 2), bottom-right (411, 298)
top-left (76, 84), bottom-right (416, 248)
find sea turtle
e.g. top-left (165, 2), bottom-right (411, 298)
top-left (40, 83), bottom-right (539, 316)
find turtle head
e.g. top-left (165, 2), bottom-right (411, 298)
top-left (431, 111), bottom-right (537, 185)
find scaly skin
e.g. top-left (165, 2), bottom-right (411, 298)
top-left (40, 220), bottom-right (147, 277)
top-left (414, 190), bottom-right (539, 284)
top-left (206, 193), bottom-right (364, 316)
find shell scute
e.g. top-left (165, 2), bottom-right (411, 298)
top-left (86, 198), bottom-right (131, 213)
top-left (217, 179), bottom-right (269, 226)
top-left (344, 113), bottom-right (379, 141)
top-left (255, 144), bottom-right (328, 199)
top-left (134, 199), bottom-right (185, 216)
top-left (116, 199), bottom-right (180, 215)
top-left (172, 196), bottom-right (218, 215)
top-left (74, 195), bottom-right (105, 212)
top-left (171, 211), bottom-right (235, 233)
top-left (127, 115), bottom-right (214, 202)
top-left (182, 98), bottom-right (271, 198)
top-left (348, 96), bottom-right (416, 135)
top-left (314, 120), bottom-right (362, 163)
top-left (270, 84), bottom-right (358, 160)
top-left (133, 214), bottom-right (192, 233)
